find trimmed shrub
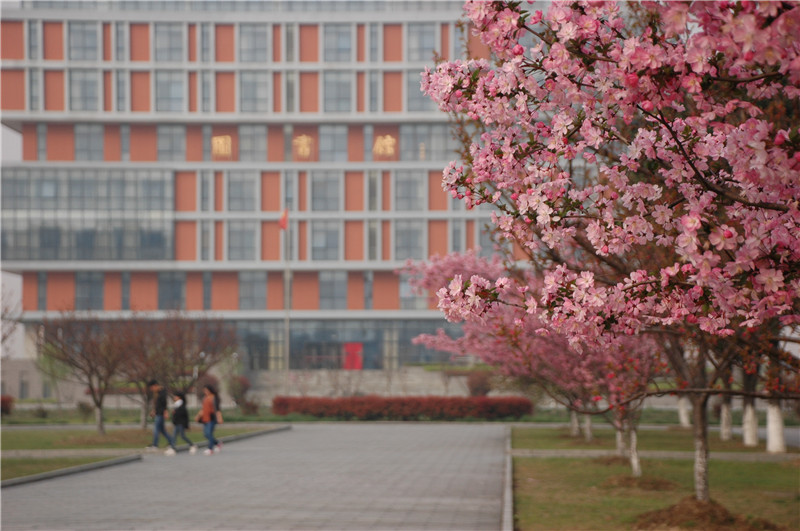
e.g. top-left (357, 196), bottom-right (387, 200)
top-left (76, 401), bottom-right (94, 422)
top-left (1, 395), bottom-right (14, 415)
top-left (271, 395), bottom-right (532, 421)
top-left (466, 371), bottom-right (493, 396)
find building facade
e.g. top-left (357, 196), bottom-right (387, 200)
top-left (0, 0), bottom-right (496, 396)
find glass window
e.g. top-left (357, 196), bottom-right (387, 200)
top-left (74, 124), bottom-right (104, 161)
top-left (75, 272), bottom-right (104, 310)
top-left (202, 125), bottom-right (212, 161)
top-left (368, 23), bottom-right (379, 62)
top-left (310, 171), bottom-right (340, 211)
top-left (154, 22), bottom-right (183, 62)
top-left (400, 124), bottom-right (455, 161)
top-left (323, 71), bottom-right (351, 112)
top-left (116, 70), bottom-right (127, 111)
top-left (318, 124), bottom-right (347, 162)
top-left (319, 271), bottom-right (347, 310)
top-left (395, 219), bottom-right (424, 260)
top-left (239, 271), bottom-right (266, 310)
top-left (201, 70), bottom-right (212, 112)
top-left (157, 125), bottom-right (186, 161)
top-left (239, 125), bottom-right (267, 161)
top-left (451, 219), bottom-right (464, 253)
top-left (115, 22), bottom-right (127, 61)
top-left (311, 221), bottom-right (340, 260)
top-left (407, 70), bottom-right (436, 112)
top-left (323, 24), bottom-right (352, 62)
top-left (155, 70), bottom-right (184, 112)
top-left (36, 124), bottom-right (47, 160)
top-left (68, 21), bottom-right (98, 61)
top-left (407, 22), bottom-right (436, 62)
top-left (37, 273), bottom-right (47, 310)
top-left (399, 273), bottom-right (427, 310)
top-left (228, 171), bottom-right (257, 211)
top-left (228, 221), bottom-right (257, 260)
top-left (29, 68), bottom-right (40, 111)
top-left (200, 221), bottom-right (212, 261)
top-left (367, 171), bottom-right (379, 211)
top-left (368, 71), bottom-right (379, 112)
top-left (285, 71), bottom-right (296, 113)
top-left (28, 20), bottom-right (39, 60)
top-left (240, 71), bottom-right (269, 112)
top-left (121, 272), bottom-right (130, 310)
top-left (284, 23), bottom-right (295, 62)
top-left (200, 171), bottom-right (213, 211)
top-left (120, 124), bottom-right (130, 161)
top-left (69, 69), bottom-right (99, 111)
top-left (394, 170), bottom-right (425, 211)
top-left (158, 272), bottom-right (185, 310)
top-left (200, 23), bottom-right (212, 62)
top-left (202, 271), bottom-right (212, 309)
top-left (239, 23), bottom-right (268, 63)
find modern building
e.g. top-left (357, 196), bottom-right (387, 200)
top-left (0, 0), bottom-right (495, 398)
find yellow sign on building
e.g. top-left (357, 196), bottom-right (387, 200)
top-left (212, 135), bottom-right (232, 159)
top-left (293, 134), bottom-right (313, 159)
top-left (373, 134), bottom-right (396, 157)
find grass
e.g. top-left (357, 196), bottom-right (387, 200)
top-left (1, 457), bottom-right (113, 481)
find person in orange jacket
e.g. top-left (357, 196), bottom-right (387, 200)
top-left (196, 384), bottom-right (223, 455)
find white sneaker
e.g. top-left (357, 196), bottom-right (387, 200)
top-left (164, 448), bottom-right (176, 456)
top-left (189, 445), bottom-right (197, 455)
top-left (213, 445), bottom-right (221, 453)
top-left (204, 449), bottom-right (213, 456)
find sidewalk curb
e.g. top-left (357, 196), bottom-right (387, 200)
top-left (502, 425), bottom-right (513, 531)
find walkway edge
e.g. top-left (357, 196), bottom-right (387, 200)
top-left (502, 425), bottom-right (513, 531)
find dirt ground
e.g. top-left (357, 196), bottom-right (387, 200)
top-left (632, 495), bottom-right (787, 531)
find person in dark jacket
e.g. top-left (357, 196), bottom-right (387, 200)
top-left (146, 379), bottom-right (177, 456)
top-left (171, 391), bottom-right (197, 454)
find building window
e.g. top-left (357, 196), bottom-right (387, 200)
top-left (399, 273), bottom-right (427, 310)
top-left (154, 22), bottom-right (183, 62)
top-left (115, 22), bottom-right (127, 61)
top-left (284, 23), bottom-right (296, 62)
top-left (200, 23), bottom-right (212, 62)
top-left (367, 220), bottom-right (380, 261)
top-left (407, 70), bottom-right (436, 112)
top-left (19, 372), bottom-right (28, 400)
top-left (323, 24), bottom-right (352, 62)
top-left (29, 68), bottom-right (40, 111)
top-left (121, 272), bottom-right (130, 310)
top-left (36, 124), bottom-right (46, 160)
top-left (75, 272), bottom-right (104, 310)
top-left (311, 221), bottom-right (340, 260)
top-left (407, 22), bottom-right (436, 62)
top-left (202, 125), bottom-right (212, 161)
top-left (239, 271), bottom-right (266, 310)
top-left (364, 271), bottom-right (373, 309)
top-left (200, 171), bottom-right (213, 211)
top-left (155, 70), bottom-right (184, 112)
top-left (323, 71), bottom-right (352, 112)
top-left (310, 171), bottom-right (340, 211)
top-left (228, 221), bottom-right (257, 260)
top-left (202, 271), bottom-right (212, 309)
top-left (37, 272), bottom-right (47, 310)
top-left (395, 220), bottom-right (424, 260)
top-left (240, 71), bottom-right (269, 112)
top-left (367, 171), bottom-right (379, 211)
top-left (74, 124), bottom-right (104, 161)
top-left (368, 71), bottom-right (379, 112)
top-left (451, 220), bottom-right (464, 253)
top-left (116, 70), bottom-right (127, 111)
top-left (28, 20), bottom-right (39, 59)
top-left (239, 125), bottom-right (267, 161)
top-left (368, 23), bottom-right (379, 62)
top-left (239, 23), bottom-right (268, 63)
top-left (319, 271), bottom-right (347, 310)
top-left (158, 272), bottom-right (185, 310)
top-left (157, 125), bottom-right (186, 161)
top-left (228, 171), bottom-right (258, 211)
top-left (201, 70), bottom-right (212, 112)
top-left (400, 124), bottom-right (454, 161)
top-left (68, 21), bottom-right (98, 61)
top-left (120, 124), bottom-right (130, 161)
top-left (200, 221), bottom-right (212, 260)
top-left (318, 125), bottom-right (347, 162)
top-left (69, 69), bottom-right (99, 111)
top-left (394, 170), bottom-right (425, 211)
top-left (285, 71), bottom-right (297, 113)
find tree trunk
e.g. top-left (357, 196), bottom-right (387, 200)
top-left (719, 398), bottom-right (732, 442)
top-left (94, 403), bottom-right (105, 435)
top-left (616, 427), bottom-right (627, 456)
top-left (766, 399), bottom-right (786, 454)
top-left (140, 393), bottom-right (149, 429)
top-left (742, 398), bottom-right (758, 447)
top-left (582, 414), bottom-right (593, 442)
top-left (691, 394), bottom-right (710, 502)
top-left (678, 396), bottom-right (692, 427)
top-left (629, 427), bottom-right (641, 478)
top-left (569, 410), bottom-right (580, 437)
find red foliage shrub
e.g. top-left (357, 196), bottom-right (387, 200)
top-left (1, 394), bottom-right (15, 415)
top-left (271, 395), bottom-right (532, 420)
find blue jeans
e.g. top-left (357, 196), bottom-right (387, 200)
top-left (172, 424), bottom-right (193, 446)
top-left (203, 417), bottom-right (218, 450)
top-left (152, 414), bottom-right (175, 449)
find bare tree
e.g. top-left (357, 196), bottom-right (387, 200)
top-left (1, 283), bottom-right (21, 356)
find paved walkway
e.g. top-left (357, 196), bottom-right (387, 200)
top-left (1, 423), bottom-right (508, 531)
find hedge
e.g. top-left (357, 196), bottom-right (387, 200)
top-left (1, 394), bottom-right (14, 415)
top-left (271, 395), bottom-right (532, 421)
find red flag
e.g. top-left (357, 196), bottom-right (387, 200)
top-left (278, 208), bottom-right (289, 230)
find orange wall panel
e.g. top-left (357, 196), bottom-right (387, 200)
top-left (267, 272), bottom-right (284, 310)
top-left (43, 22), bottom-right (63, 60)
top-left (345, 171), bottom-right (364, 211)
top-left (468, 27), bottom-right (490, 60)
top-left (22, 123), bottom-right (36, 160)
top-left (373, 272), bottom-right (399, 310)
top-left (215, 172), bottom-right (224, 211)
top-left (292, 272), bottom-right (318, 310)
top-left (215, 24), bottom-right (234, 62)
top-left (211, 272), bottom-right (238, 310)
top-left (103, 70), bottom-right (112, 111)
top-left (299, 72), bottom-right (318, 113)
top-left (130, 71), bottom-right (150, 112)
top-left (383, 72), bottom-right (402, 112)
top-left (47, 272), bottom-right (75, 311)
top-left (272, 25), bottom-right (281, 62)
top-left (382, 220), bottom-right (391, 260)
top-left (175, 172), bottom-right (197, 211)
top-left (215, 221), bottom-right (224, 260)
top-left (185, 272), bottom-right (203, 310)
top-left (175, 221), bottom-right (197, 261)
top-left (261, 222), bottom-right (281, 261)
top-left (104, 273), bottom-right (121, 311)
top-left (347, 125), bottom-right (364, 162)
top-left (129, 124), bottom-right (156, 161)
top-left (347, 272), bottom-right (365, 310)
top-left (47, 124), bottom-right (73, 161)
top-left (272, 71), bottom-right (282, 112)
top-left (466, 219), bottom-right (475, 249)
top-left (129, 273), bottom-right (157, 310)
top-left (383, 24), bottom-right (402, 62)
top-left (381, 171), bottom-right (392, 210)
top-left (22, 273), bottom-right (38, 311)
top-left (186, 125), bottom-right (203, 161)
top-left (103, 23), bottom-right (111, 61)
top-left (129, 24), bottom-right (149, 61)
top-left (428, 170), bottom-right (448, 211)
top-left (428, 220), bottom-right (448, 257)
top-left (356, 71), bottom-right (365, 112)
top-left (261, 172), bottom-right (282, 211)
top-left (356, 24), bottom-right (365, 62)
top-left (345, 221), bottom-right (364, 261)
top-left (215, 72), bottom-right (235, 112)
top-left (44, 70), bottom-right (64, 111)
top-left (298, 171), bottom-right (308, 210)
top-left (440, 23), bottom-right (450, 61)
top-left (298, 221), bottom-right (307, 261)
top-left (1, 70), bottom-right (25, 110)
top-left (267, 125), bottom-right (284, 162)
top-left (299, 25), bottom-right (319, 62)
top-left (104, 124), bottom-right (121, 161)
top-left (188, 71), bottom-right (197, 111)
top-left (188, 24), bottom-right (196, 62)
top-left (1, 21), bottom-right (24, 59)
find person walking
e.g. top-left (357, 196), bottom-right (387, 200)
top-left (196, 384), bottom-right (223, 455)
top-left (171, 391), bottom-right (198, 454)
top-left (146, 379), bottom-right (177, 456)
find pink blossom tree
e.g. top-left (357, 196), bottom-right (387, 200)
top-left (421, 0), bottom-right (800, 502)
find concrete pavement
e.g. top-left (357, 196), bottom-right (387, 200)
top-left (1, 423), bottom-right (508, 531)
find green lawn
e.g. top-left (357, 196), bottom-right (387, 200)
top-left (1, 457), bottom-right (112, 481)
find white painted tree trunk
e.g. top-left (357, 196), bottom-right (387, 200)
top-left (719, 401), bottom-right (732, 442)
top-left (629, 428), bottom-right (641, 478)
top-left (582, 414), bottom-right (593, 442)
top-left (742, 401), bottom-right (759, 447)
top-left (692, 395), bottom-right (710, 502)
top-left (569, 410), bottom-right (580, 437)
top-left (616, 427), bottom-right (627, 456)
top-left (766, 399), bottom-right (786, 454)
top-left (678, 396), bottom-right (691, 427)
